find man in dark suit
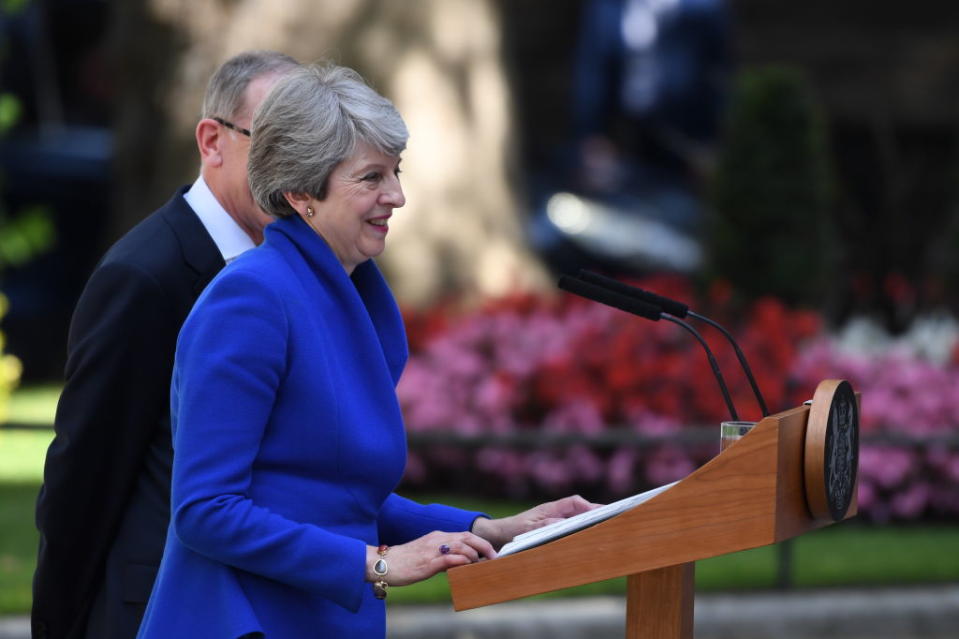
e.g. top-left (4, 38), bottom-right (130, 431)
top-left (32, 50), bottom-right (299, 639)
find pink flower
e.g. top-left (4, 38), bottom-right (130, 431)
top-left (528, 451), bottom-right (572, 491)
top-left (473, 374), bottom-right (517, 417)
top-left (398, 282), bottom-right (959, 520)
top-left (566, 445), bottom-right (605, 484)
top-left (890, 482), bottom-right (930, 519)
top-left (859, 446), bottom-right (915, 489)
top-left (945, 453), bottom-right (959, 483)
top-left (625, 406), bottom-right (683, 436)
top-left (607, 449), bottom-right (638, 495)
top-left (856, 480), bottom-right (876, 511)
top-left (476, 447), bottom-right (525, 479)
top-left (542, 400), bottom-right (604, 435)
top-left (645, 445), bottom-right (696, 485)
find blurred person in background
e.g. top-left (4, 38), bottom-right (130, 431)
top-left (33, 50), bottom-right (300, 639)
top-left (135, 63), bottom-right (594, 638)
top-left (528, 0), bottom-right (730, 277)
top-left (571, 0), bottom-right (730, 192)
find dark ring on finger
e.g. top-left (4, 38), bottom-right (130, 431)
top-left (439, 544), bottom-right (451, 555)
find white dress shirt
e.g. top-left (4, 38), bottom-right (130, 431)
top-left (183, 175), bottom-right (256, 263)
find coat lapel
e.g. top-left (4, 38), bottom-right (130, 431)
top-left (160, 186), bottom-right (226, 296)
top-left (267, 216), bottom-right (409, 386)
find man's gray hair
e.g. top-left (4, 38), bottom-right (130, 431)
top-left (248, 63), bottom-right (409, 218)
top-left (202, 50), bottom-right (300, 122)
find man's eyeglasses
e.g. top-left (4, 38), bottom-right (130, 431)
top-left (212, 116), bottom-right (251, 137)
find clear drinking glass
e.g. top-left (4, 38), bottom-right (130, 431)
top-left (720, 420), bottom-right (757, 452)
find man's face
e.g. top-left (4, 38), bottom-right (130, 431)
top-left (214, 73), bottom-right (284, 244)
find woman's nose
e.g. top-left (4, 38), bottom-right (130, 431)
top-left (381, 178), bottom-right (405, 208)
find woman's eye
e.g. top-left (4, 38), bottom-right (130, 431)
top-left (362, 172), bottom-right (381, 182)
top-left (393, 167), bottom-right (402, 177)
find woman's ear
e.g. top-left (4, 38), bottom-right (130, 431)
top-left (283, 192), bottom-right (313, 217)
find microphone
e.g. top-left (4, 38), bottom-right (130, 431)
top-left (577, 270), bottom-right (769, 417)
top-left (558, 275), bottom-right (739, 421)
top-left (557, 274), bottom-right (662, 321)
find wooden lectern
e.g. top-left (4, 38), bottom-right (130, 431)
top-left (447, 380), bottom-right (859, 638)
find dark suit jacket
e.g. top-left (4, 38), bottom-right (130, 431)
top-left (33, 187), bottom-right (225, 639)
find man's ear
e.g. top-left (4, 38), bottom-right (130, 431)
top-left (196, 119), bottom-right (223, 168)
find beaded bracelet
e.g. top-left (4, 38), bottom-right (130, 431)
top-left (372, 544), bottom-right (389, 599)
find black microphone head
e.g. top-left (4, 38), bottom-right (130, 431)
top-left (561, 274), bottom-right (740, 420)
top-left (639, 289), bottom-right (688, 318)
top-left (577, 270), bottom-right (689, 318)
top-left (558, 275), bottom-right (662, 321)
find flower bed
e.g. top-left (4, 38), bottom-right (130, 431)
top-left (791, 316), bottom-right (959, 521)
top-left (397, 277), bottom-right (959, 521)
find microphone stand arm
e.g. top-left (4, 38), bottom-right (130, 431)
top-left (688, 311), bottom-right (769, 417)
top-left (663, 314), bottom-right (739, 422)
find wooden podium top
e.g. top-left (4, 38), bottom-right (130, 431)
top-left (448, 396), bottom-right (857, 611)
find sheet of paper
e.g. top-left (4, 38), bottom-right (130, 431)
top-left (498, 481), bottom-right (679, 557)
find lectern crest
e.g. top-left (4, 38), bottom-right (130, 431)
top-left (805, 379), bottom-right (860, 521)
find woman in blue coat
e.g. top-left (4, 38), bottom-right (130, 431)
top-left (136, 63), bottom-right (593, 638)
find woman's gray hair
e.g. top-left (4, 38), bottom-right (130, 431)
top-left (202, 50), bottom-right (300, 121)
top-left (248, 63), bottom-right (409, 218)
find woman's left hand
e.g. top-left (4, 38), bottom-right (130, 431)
top-left (470, 495), bottom-right (600, 549)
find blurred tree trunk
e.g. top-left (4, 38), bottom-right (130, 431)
top-left (109, 0), bottom-right (547, 305)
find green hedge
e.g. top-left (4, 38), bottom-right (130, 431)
top-left (708, 65), bottom-right (835, 306)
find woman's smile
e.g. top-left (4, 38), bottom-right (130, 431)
top-left (367, 214), bottom-right (391, 233)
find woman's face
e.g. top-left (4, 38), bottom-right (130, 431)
top-left (308, 142), bottom-right (405, 273)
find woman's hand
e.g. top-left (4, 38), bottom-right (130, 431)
top-left (470, 495), bottom-right (600, 549)
top-left (366, 531), bottom-right (496, 587)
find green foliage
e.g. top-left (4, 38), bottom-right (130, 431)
top-left (0, 0), bottom-right (54, 396)
top-left (5, 383), bottom-right (60, 426)
top-left (1, 0), bottom-right (30, 13)
top-left (0, 482), bottom-right (41, 615)
top-left (708, 65), bottom-right (835, 305)
top-left (0, 428), bottom-right (52, 481)
top-left (0, 205), bottom-right (56, 268)
top-left (0, 297), bottom-right (21, 419)
top-left (792, 524), bottom-right (959, 585)
top-left (0, 94), bottom-right (21, 135)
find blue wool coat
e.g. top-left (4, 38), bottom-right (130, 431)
top-left (136, 216), bottom-right (483, 639)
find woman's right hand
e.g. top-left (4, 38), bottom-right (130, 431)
top-left (366, 531), bottom-right (496, 587)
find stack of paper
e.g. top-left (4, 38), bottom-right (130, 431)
top-left (498, 481), bottom-right (678, 557)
